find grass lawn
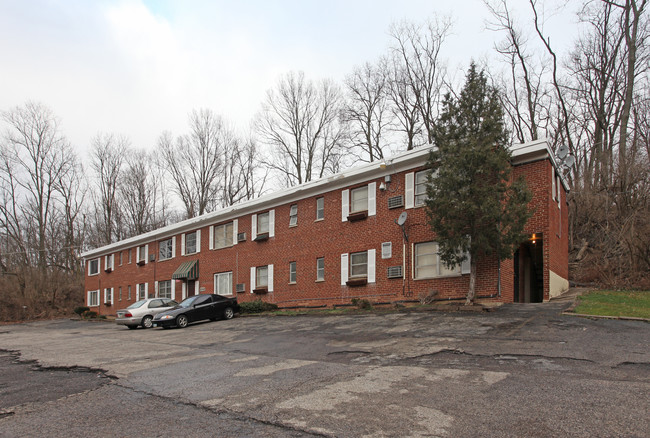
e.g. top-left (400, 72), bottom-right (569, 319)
top-left (573, 290), bottom-right (650, 319)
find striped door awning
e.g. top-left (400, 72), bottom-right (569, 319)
top-left (172, 260), bottom-right (199, 280)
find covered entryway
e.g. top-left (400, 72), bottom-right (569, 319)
top-left (514, 234), bottom-right (544, 303)
top-left (172, 260), bottom-right (199, 300)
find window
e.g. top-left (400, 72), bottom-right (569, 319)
top-left (136, 245), bottom-right (147, 264)
top-left (104, 288), bottom-right (113, 304)
top-left (351, 186), bottom-right (368, 213)
top-left (350, 251), bottom-right (368, 278)
top-left (88, 290), bottom-right (99, 307)
top-left (128, 249), bottom-right (132, 264)
top-left (104, 254), bottom-right (114, 271)
top-left (119, 286), bottom-right (122, 301)
top-left (88, 259), bottom-right (99, 276)
top-left (128, 285), bottom-right (132, 300)
top-left (316, 258), bottom-right (325, 281)
top-left (159, 238), bottom-right (174, 260)
top-left (185, 231), bottom-right (198, 255)
top-left (256, 265), bottom-right (268, 288)
top-left (289, 262), bottom-right (297, 283)
top-left (382, 242), bottom-right (392, 259)
top-left (289, 204), bottom-right (298, 226)
top-left (214, 271), bottom-right (233, 296)
top-left (258, 212), bottom-right (269, 235)
top-left (214, 222), bottom-right (234, 249)
top-left (316, 197), bottom-right (324, 220)
top-left (158, 280), bottom-right (172, 299)
top-left (414, 170), bottom-right (429, 206)
top-left (414, 241), bottom-right (461, 279)
top-left (119, 251), bottom-right (123, 266)
top-left (138, 283), bottom-right (147, 300)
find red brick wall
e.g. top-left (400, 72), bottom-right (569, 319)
top-left (85, 158), bottom-right (568, 314)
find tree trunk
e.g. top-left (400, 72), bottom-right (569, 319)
top-left (465, 257), bottom-right (478, 305)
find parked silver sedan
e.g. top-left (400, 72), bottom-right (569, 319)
top-left (116, 298), bottom-right (178, 330)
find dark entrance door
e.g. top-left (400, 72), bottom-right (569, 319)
top-left (187, 280), bottom-right (197, 298)
top-left (514, 237), bottom-right (544, 303)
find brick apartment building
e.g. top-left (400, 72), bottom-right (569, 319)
top-left (81, 139), bottom-right (569, 315)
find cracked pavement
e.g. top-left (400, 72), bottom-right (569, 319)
top-left (0, 301), bottom-right (648, 437)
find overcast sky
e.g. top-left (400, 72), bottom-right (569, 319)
top-left (0, 0), bottom-right (579, 159)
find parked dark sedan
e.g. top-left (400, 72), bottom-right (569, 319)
top-left (152, 294), bottom-right (239, 329)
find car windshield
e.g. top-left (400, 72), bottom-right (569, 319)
top-left (178, 296), bottom-right (200, 308)
top-left (127, 300), bottom-right (147, 309)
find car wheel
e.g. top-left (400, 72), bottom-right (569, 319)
top-left (127, 325), bottom-right (137, 330)
top-left (142, 316), bottom-right (153, 329)
top-left (176, 314), bottom-right (188, 328)
top-left (223, 307), bottom-right (234, 320)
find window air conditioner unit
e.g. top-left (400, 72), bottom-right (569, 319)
top-left (387, 266), bottom-right (403, 279)
top-left (388, 195), bottom-right (404, 209)
top-left (236, 283), bottom-right (246, 293)
top-left (237, 232), bottom-right (246, 242)
top-left (149, 254), bottom-right (156, 262)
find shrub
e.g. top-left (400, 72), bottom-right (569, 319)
top-left (239, 299), bottom-right (279, 314)
top-left (83, 310), bottom-right (98, 319)
top-left (351, 298), bottom-right (373, 309)
top-left (74, 306), bottom-right (90, 316)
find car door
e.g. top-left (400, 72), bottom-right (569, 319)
top-left (189, 295), bottom-right (213, 322)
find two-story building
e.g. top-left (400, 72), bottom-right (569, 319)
top-left (81, 139), bottom-right (569, 315)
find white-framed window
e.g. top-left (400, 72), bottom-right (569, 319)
top-left (342, 183), bottom-right (376, 220)
top-left (351, 186), bottom-right (368, 213)
top-left (414, 170), bottom-right (429, 206)
top-left (119, 251), bottom-right (123, 266)
top-left (251, 210), bottom-right (275, 240)
top-left (213, 222), bottom-right (234, 249)
top-left (88, 258), bottom-right (100, 276)
top-left (340, 249), bottom-right (376, 284)
top-left (104, 254), bottom-right (114, 272)
top-left (214, 271), bottom-right (233, 296)
top-left (119, 286), bottom-right (122, 301)
top-left (182, 230), bottom-right (200, 255)
top-left (289, 204), bottom-right (298, 226)
top-left (414, 241), bottom-right (465, 279)
top-left (258, 212), bottom-right (270, 234)
top-left (137, 283), bottom-right (148, 300)
top-left (136, 245), bottom-right (148, 264)
top-left (159, 237), bottom-right (175, 261)
top-left (250, 264), bottom-right (274, 292)
top-left (316, 197), bottom-right (324, 220)
top-left (382, 242), bottom-right (392, 259)
top-left (158, 280), bottom-right (172, 299)
top-left (289, 262), bottom-right (297, 283)
top-left (128, 285), bottom-right (132, 300)
top-left (316, 257), bottom-right (325, 281)
top-left (350, 251), bottom-right (368, 278)
top-left (104, 287), bottom-right (113, 305)
top-left (128, 249), bottom-right (132, 264)
top-left (87, 290), bottom-right (99, 307)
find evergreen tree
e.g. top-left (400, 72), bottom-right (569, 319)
top-left (425, 63), bottom-right (532, 304)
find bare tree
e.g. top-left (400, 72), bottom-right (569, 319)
top-left (220, 135), bottom-right (267, 207)
top-left (159, 109), bottom-right (231, 218)
top-left (386, 54), bottom-right (423, 150)
top-left (485, 0), bottom-right (549, 143)
top-left (257, 71), bottom-right (348, 186)
top-left (1, 102), bottom-right (74, 272)
top-left (90, 133), bottom-right (128, 244)
top-left (120, 150), bottom-right (166, 236)
top-left (389, 16), bottom-right (452, 144)
top-left (344, 61), bottom-right (394, 161)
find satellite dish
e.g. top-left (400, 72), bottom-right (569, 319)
top-left (556, 144), bottom-right (569, 160)
top-left (563, 155), bottom-right (575, 168)
top-left (397, 211), bottom-right (408, 226)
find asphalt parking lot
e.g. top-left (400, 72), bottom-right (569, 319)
top-left (1, 301), bottom-right (648, 437)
